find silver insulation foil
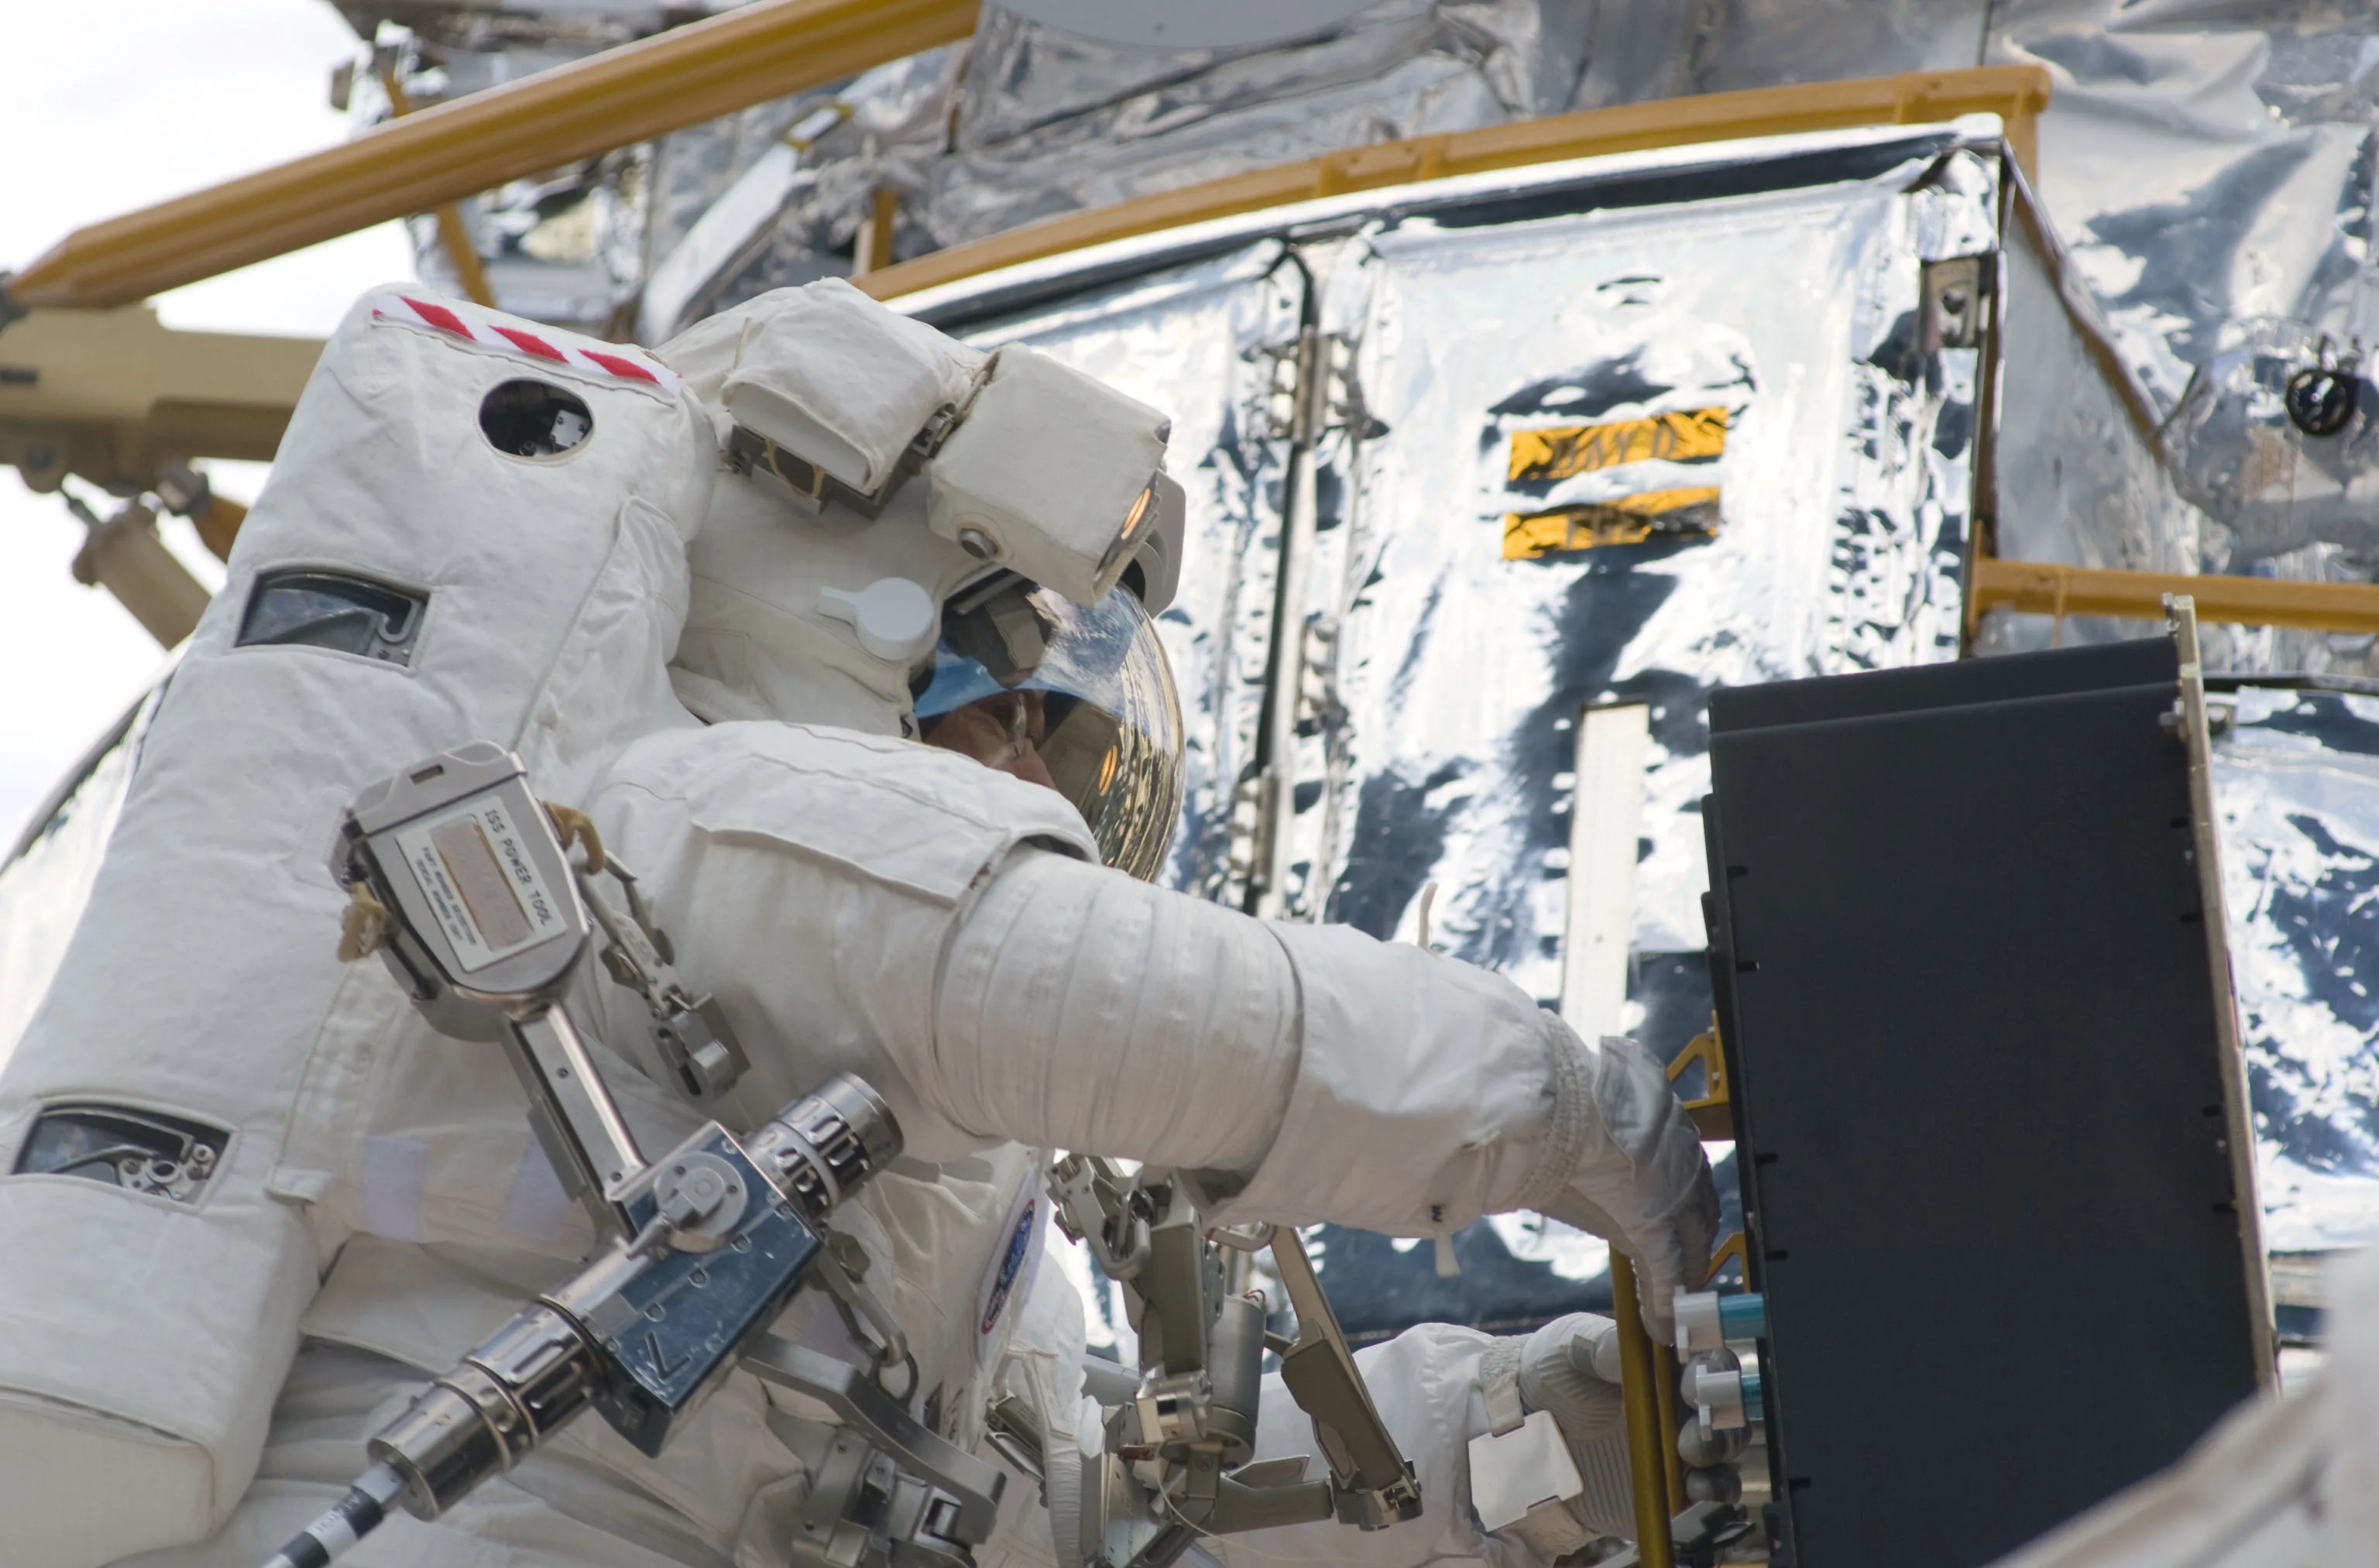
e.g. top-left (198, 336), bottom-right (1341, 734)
top-left (1567, 3), bottom-right (2379, 424)
top-left (1287, 136), bottom-right (1986, 990)
top-left (328, 0), bottom-right (2379, 698)
top-left (1575, 3), bottom-right (2379, 686)
top-left (2217, 685), bottom-right (2379, 1254)
top-left (931, 0), bottom-right (1591, 244)
top-left (348, 42), bottom-right (654, 333)
top-left (639, 47), bottom-right (970, 339)
top-left (355, 1), bottom-right (1602, 337)
top-left (636, 0), bottom-right (1601, 336)
top-left (1992, 3), bottom-right (2379, 419)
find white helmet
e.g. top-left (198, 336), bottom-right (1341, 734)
top-left (657, 280), bottom-right (1187, 879)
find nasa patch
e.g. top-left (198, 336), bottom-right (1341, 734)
top-left (977, 1182), bottom-right (1046, 1351)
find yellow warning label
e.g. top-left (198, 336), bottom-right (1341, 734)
top-left (1506, 407), bottom-right (1728, 482)
top-left (1502, 486), bottom-right (1722, 560)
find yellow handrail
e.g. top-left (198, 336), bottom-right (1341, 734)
top-left (861, 65), bottom-right (2051, 302)
top-left (1971, 557), bottom-right (2379, 636)
top-left (1610, 1253), bottom-right (1680, 1568)
top-left (5, 56), bottom-right (2046, 321)
top-left (2, 0), bottom-right (976, 313)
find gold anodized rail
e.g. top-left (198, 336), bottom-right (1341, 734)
top-left (2, 0), bottom-right (977, 312)
top-left (1971, 557), bottom-right (2379, 636)
top-left (5, 58), bottom-right (2045, 319)
top-left (1610, 1253), bottom-right (1679, 1568)
top-left (860, 66), bottom-right (2051, 302)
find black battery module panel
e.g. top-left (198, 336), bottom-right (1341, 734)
top-left (1704, 635), bottom-right (2265, 1568)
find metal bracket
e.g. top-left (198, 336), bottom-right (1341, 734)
top-left (503, 1008), bottom-right (648, 1237)
top-left (1921, 254), bottom-right (1993, 352)
top-left (1249, 329), bottom-right (1369, 445)
top-left (1295, 612), bottom-right (1344, 739)
top-left (1221, 770), bottom-right (1279, 910)
top-left (802, 1228), bottom-right (918, 1399)
top-left (1250, 332), bottom-right (1310, 443)
top-left (1608, 1251), bottom-right (1681, 1568)
top-left (578, 850), bottom-right (749, 1103)
top-left (1048, 1153), bottom-right (1152, 1279)
top-left (723, 402), bottom-right (956, 520)
top-left (982, 1392), bottom-right (1046, 1489)
top-left (2167, 594), bottom-right (2280, 1388)
top-left (742, 1342), bottom-right (1004, 1568)
top-left (13, 1101), bottom-right (229, 1203)
top-left (1267, 1227), bottom-right (1423, 1529)
top-left (1664, 1020), bottom-right (1734, 1141)
top-left (1061, 1165), bottom-right (1418, 1568)
top-left (1699, 1232), bottom-right (1750, 1291)
top-left (1598, 1501), bottom-right (1757, 1568)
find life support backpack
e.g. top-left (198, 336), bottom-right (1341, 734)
top-left (0, 287), bottom-right (713, 1568)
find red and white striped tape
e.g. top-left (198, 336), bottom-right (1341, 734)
top-left (370, 292), bottom-right (681, 397)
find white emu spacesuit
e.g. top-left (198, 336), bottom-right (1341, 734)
top-left (0, 280), bottom-right (1714, 1568)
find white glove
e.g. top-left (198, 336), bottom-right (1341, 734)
top-left (1474, 1313), bottom-right (1639, 1556)
top-left (1520, 1312), bottom-right (1645, 1545)
top-left (1541, 1034), bottom-right (1721, 1343)
top-left (1516, 1312), bottom-right (1625, 1446)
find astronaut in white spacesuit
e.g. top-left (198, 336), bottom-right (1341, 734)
top-left (0, 277), bottom-right (1714, 1568)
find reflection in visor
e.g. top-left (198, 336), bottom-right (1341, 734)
top-left (916, 580), bottom-right (1184, 881)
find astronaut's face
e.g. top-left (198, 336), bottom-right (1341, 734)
top-left (920, 690), bottom-right (1059, 791)
top-left (912, 583), bottom-right (1184, 880)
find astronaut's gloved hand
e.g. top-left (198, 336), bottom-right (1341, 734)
top-left (1516, 1311), bottom-right (1625, 1447)
top-left (1476, 1312), bottom-right (1637, 1557)
top-left (1540, 1034), bottom-right (1722, 1345)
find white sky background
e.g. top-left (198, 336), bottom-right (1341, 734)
top-left (0, 2), bottom-right (415, 842)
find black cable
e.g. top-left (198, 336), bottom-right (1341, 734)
top-left (257, 1462), bottom-right (403, 1568)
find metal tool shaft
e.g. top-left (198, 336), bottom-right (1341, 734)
top-left (503, 1004), bottom-right (645, 1235)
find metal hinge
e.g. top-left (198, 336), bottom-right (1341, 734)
top-left (1296, 612), bottom-right (1344, 738)
top-left (1225, 770), bottom-right (1281, 904)
top-left (1250, 330), bottom-right (1371, 444)
top-left (1251, 333), bottom-right (1303, 443)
